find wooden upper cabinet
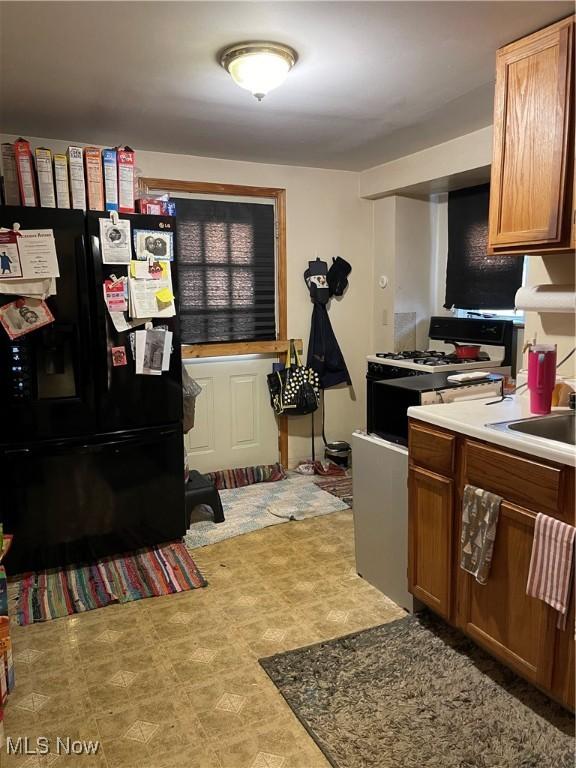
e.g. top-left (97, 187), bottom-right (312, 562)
top-left (488, 16), bottom-right (575, 254)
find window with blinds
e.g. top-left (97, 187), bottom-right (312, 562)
top-left (444, 184), bottom-right (524, 310)
top-left (174, 198), bottom-right (276, 344)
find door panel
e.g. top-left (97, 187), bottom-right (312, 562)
top-left (460, 501), bottom-right (555, 687)
top-left (184, 357), bottom-right (278, 473)
top-left (231, 374), bottom-right (259, 448)
top-left (408, 466), bottom-right (453, 619)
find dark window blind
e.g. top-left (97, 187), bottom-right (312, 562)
top-left (444, 184), bottom-right (523, 310)
top-left (174, 198), bottom-right (276, 344)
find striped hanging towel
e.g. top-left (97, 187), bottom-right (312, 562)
top-left (526, 514), bottom-right (575, 630)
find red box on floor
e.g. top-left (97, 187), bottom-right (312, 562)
top-left (0, 617), bottom-right (9, 643)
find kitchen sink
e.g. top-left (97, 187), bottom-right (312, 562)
top-left (487, 412), bottom-right (575, 446)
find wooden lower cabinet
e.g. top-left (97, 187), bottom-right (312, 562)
top-left (457, 502), bottom-right (556, 687)
top-left (408, 419), bottom-right (575, 710)
top-left (408, 466), bottom-right (453, 620)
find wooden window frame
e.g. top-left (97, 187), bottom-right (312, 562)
top-left (138, 177), bottom-right (294, 465)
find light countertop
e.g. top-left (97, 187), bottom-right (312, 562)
top-left (407, 396), bottom-right (575, 467)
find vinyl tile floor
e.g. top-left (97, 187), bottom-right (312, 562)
top-left (3, 509), bottom-right (406, 768)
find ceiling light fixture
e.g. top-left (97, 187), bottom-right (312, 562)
top-left (220, 42), bottom-right (297, 101)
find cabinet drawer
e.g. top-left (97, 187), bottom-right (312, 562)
top-left (409, 422), bottom-right (455, 477)
top-left (464, 441), bottom-right (563, 515)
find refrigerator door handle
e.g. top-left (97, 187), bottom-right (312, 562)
top-left (88, 232), bottom-right (113, 397)
top-left (2, 430), bottom-right (177, 459)
top-left (79, 430), bottom-right (179, 452)
top-left (79, 437), bottom-right (137, 452)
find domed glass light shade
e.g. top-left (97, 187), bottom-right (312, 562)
top-left (220, 42), bottom-right (297, 101)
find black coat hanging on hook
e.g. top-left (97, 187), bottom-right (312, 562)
top-left (304, 258), bottom-right (352, 389)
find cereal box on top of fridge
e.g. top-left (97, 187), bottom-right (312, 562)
top-left (117, 146), bottom-right (135, 213)
top-left (1, 143), bottom-right (21, 205)
top-left (14, 138), bottom-right (37, 207)
top-left (68, 146), bottom-right (86, 210)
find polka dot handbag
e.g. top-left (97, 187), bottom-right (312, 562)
top-left (267, 340), bottom-right (320, 416)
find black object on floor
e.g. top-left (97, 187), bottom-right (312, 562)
top-left (185, 470), bottom-right (225, 525)
top-left (260, 612), bottom-right (574, 768)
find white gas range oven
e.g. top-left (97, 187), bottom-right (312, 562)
top-left (366, 316), bottom-right (514, 438)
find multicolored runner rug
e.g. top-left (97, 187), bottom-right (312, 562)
top-left (16, 542), bottom-right (206, 625)
top-left (206, 462), bottom-right (287, 490)
top-left (314, 474), bottom-right (353, 507)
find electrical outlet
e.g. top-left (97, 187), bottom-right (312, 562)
top-left (382, 309), bottom-right (388, 325)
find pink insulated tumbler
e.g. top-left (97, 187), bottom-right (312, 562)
top-left (527, 345), bottom-right (557, 415)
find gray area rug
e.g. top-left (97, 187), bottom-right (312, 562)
top-left (260, 613), bottom-right (574, 768)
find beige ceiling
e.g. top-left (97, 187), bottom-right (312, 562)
top-left (0, 1), bottom-right (572, 170)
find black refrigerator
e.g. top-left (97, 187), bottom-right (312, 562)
top-left (0, 206), bottom-right (185, 574)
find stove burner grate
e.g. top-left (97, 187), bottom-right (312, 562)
top-left (376, 350), bottom-right (490, 365)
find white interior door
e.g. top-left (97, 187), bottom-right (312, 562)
top-left (184, 356), bottom-right (279, 473)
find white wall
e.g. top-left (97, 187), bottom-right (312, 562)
top-left (394, 197), bottom-right (434, 349)
top-left (359, 126), bottom-right (493, 199)
top-left (372, 197), bottom-right (396, 352)
top-left (524, 256), bottom-right (576, 378)
top-left (363, 129), bottom-right (494, 355)
top-left (371, 195), bottom-right (435, 351)
top-left (430, 194), bottom-right (450, 318)
top-left (2, 133), bottom-right (372, 465)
